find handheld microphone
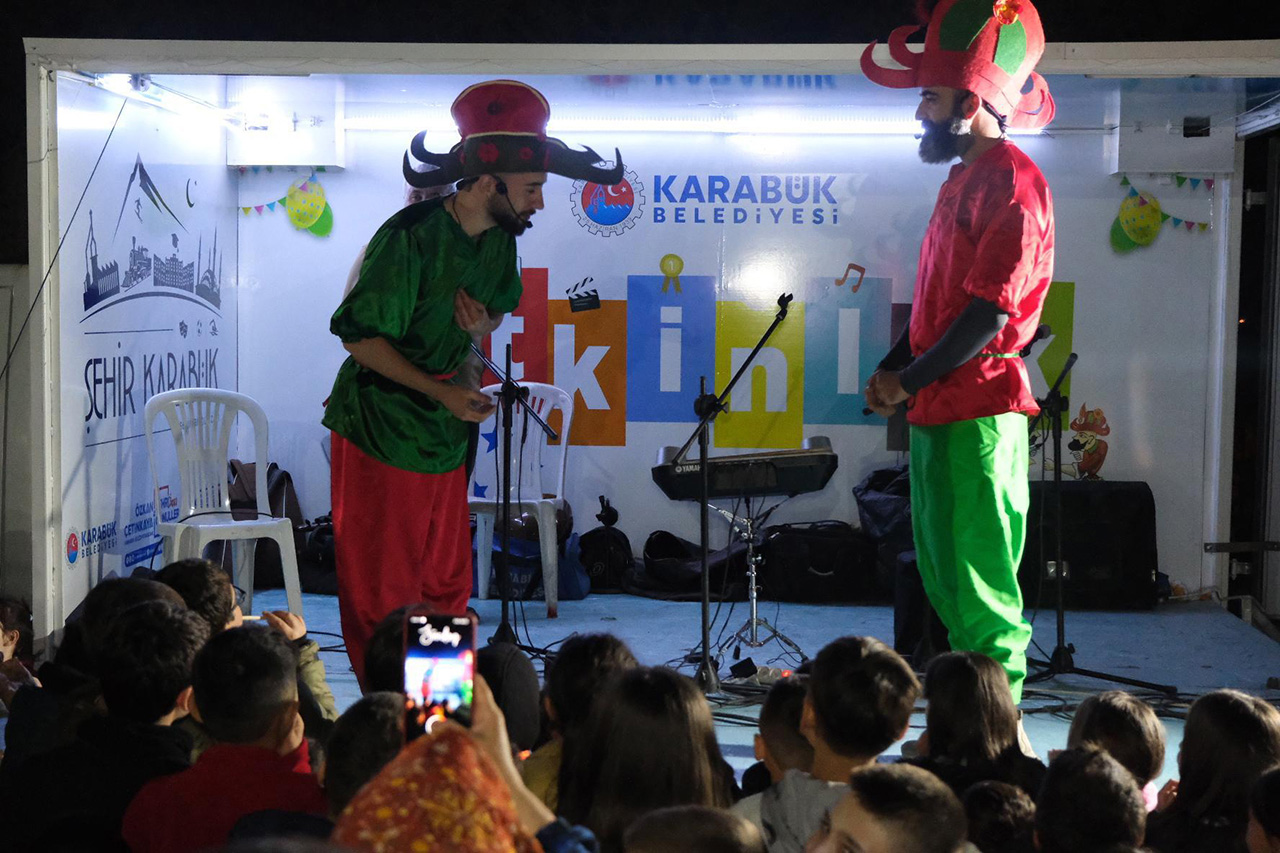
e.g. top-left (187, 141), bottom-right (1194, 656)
top-left (1019, 324), bottom-right (1052, 358)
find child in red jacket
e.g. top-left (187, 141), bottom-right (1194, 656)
top-left (123, 625), bottom-right (326, 853)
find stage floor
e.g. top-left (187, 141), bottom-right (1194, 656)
top-left (254, 589), bottom-right (1280, 789)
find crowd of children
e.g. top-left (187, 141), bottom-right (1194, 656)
top-left (1, 570), bottom-right (1280, 853)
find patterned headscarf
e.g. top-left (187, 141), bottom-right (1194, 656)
top-left (332, 727), bottom-right (542, 853)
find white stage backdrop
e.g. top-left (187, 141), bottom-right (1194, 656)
top-left (57, 75), bottom-right (239, 616)
top-left (54, 71), bottom-right (1235, 607)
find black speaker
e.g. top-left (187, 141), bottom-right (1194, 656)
top-left (1019, 480), bottom-right (1158, 610)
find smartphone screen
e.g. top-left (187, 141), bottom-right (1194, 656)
top-left (404, 611), bottom-right (476, 731)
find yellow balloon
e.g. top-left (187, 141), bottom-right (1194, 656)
top-left (1117, 191), bottom-right (1162, 247)
top-left (286, 178), bottom-right (326, 230)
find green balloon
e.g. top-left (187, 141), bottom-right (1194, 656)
top-left (307, 203), bottom-right (334, 237)
top-left (1110, 216), bottom-right (1138, 253)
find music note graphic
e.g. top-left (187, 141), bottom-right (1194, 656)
top-left (834, 262), bottom-right (866, 291)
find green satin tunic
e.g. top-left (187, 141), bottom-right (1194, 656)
top-left (322, 199), bottom-right (522, 474)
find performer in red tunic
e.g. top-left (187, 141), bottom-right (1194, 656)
top-left (862, 0), bottom-right (1056, 703)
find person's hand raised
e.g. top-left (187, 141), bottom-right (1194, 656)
top-left (262, 610), bottom-right (307, 642)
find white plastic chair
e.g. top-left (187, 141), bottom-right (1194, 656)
top-left (144, 389), bottom-right (303, 616)
top-left (470, 382), bottom-right (573, 619)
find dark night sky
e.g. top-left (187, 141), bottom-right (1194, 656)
top-left (5, 0), bottom-right (1279, 263)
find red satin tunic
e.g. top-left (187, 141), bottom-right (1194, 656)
top-left (908, 140), bottom-right (1055, 426)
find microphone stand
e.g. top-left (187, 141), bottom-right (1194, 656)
top-left (1022, 348), bottom-right (1176, 695)
top-left (673, 292), bottom-right (794, 694)
top-left (470, 342), bottom-right (559, 646)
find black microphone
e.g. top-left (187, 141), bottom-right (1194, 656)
top-left (1019, 323), bottom-right (1052, 358)
top-left (494, 177), bottom-right (533, 229)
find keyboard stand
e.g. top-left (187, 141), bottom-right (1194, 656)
top-left (713, 500), bottom-right (808, 663)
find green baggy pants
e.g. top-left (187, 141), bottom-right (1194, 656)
top-left (909, 413), bottom-right (1034, 703)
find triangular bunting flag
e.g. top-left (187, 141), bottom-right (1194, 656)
top-left (1161, 213), bottom-right (1171, 221)
top-left (1190, 178), bottom-right (1201, 189)
top-left (316, 166), bottom-right (327, 172)
top-left (278, 197), bottom-right (287, 205)
top-left (1137, 197), bottom-right (1148, 207)
top-left (1120, 176), bottom-right (1130, 186)
top-left (1128, 187), bottom-right (1139, 198)
top-left (1176, 175), bottom-right (1186, 187)
top-left (241, 207), bottom-right (251, 215)
top-left (267, 201), bottom-right (276, 211)
top-left (1206, 179), bottom-right (1215, 191)
top-left (1172, 218), bottom-right (1182, 227)
top-left (1185, 220), bottom-right (1195, 231)
top-left (255, 205), bottom-right (264, 214)
top-left (1199, 222), bottom-right (1209, 232)
top-left (299, 182), bottom-right (309, 192)
top-left (266, 166), bottom-right (273, 173)
top-left (252, 166), bottom-right (261, 174)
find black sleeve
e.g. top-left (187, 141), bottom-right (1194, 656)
top-left (877, 322), bottom-right (914, 372)
top-left (898, 298), bottom-right (1009, 395)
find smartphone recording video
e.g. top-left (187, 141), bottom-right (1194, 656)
top-left (403, 610), bottom-right (476, 732)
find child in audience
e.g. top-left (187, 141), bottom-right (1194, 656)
top-left (1036, 746), bottom-right (1147, 853)
top-left (732, 677), bottom-right (813, 826)
top-left (906, 651), bottom-right (1045, 798)
top-left (522, 633), bottom-right (638, 808)
top-left (1067, 690), bottom-right (1166, 810)
top-left (625, 805), bottom-right (767, 853)
top-left (156, 558), bottom-right (338, 753)
top-left (746, 636), bottom-right (919, 853)
top-left (122, 625), bottom-right (328, 853)
top-left (477, 641), bottom-right (543, 753)
top-left (558, 666), bottom-right (735, 853)
top-left (963, 780), bottom-right (1036, 853)
top-left (154, 558), bottom-right (244, 633)
top-left (335, 675), bottom-right (597, 853)
top-left (3, 600), bottom-right (209, 852)
top-left (229, 691), bottom-right (407, 842)
top-left (0, 577), bottom-right (182, 788)
top-left (362, 604), bottom-right (413, 692)
top-left (324, 691), bottom-right (406, 819)
top-left (1146, 689), bottom-right (1280, 853)
top-left (1247, 765), bottom-right (1280, 853)
top-left (0, 597), bottom-right (33, 663)
top-left (805, 763), bottom-right (967, 853)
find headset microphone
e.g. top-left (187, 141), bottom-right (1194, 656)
top-left (493, 177), bottom-right (532, 229)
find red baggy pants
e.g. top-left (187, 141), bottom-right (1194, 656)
top-left (330, 432), bottom-right (472, 687)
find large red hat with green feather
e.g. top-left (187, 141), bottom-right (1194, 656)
top-left (404, 79), bottom-right (625, 188)
top-left (861, 0), bottom-right (1055, 129)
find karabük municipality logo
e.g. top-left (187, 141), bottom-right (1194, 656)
top-left (66, 531), bottom-right (80, 564)
top-left (570, 165), bottom-right (644, 237)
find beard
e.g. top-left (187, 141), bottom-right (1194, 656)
top-left (917, 115), bottom-right (974, 164)
top-left (488, 194), bottom-right (531, 236)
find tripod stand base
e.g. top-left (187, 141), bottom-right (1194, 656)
top-left (1027, 646), bottom-right (1177, 696)
top-left (695, 659), bottom-right (721, 693)
top-left (490, 620), bottom-right (518, 646)
top-left (720, 617), bottom-right (807, 662)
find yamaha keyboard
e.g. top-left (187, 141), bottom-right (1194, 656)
top-left (651, 436), bottom-right (839, 500)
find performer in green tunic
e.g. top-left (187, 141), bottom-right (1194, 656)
top-left (323, 80), bottom-right (624, 684)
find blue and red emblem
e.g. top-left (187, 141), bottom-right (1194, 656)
top-left (570, 167), bottom-right (644, 237)
top-left (66, 531), bottom-right (80, 564)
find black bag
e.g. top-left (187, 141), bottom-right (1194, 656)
top-left (213, 461), bottom-right (324, 592)
top-left (757, 521), bottom-right (880, 603)
top-left (578, 526), bottom-right (633, 593)
top-left (297, 515), bottom-right (339, 595)
top-left (852, 464), bottom-right (914, 557)
top-left (625, 531), bottom-right (746, 601)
